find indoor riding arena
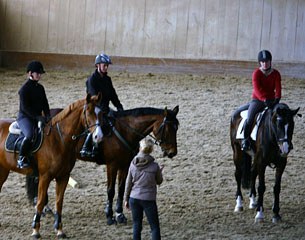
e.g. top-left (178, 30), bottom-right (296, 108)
top-left (1, 1), bottom-right (305, 239)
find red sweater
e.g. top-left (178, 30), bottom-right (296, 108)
top-left (252, 68), bottom-right (281, 101)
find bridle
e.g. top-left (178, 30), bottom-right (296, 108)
top-left (112, 114), bottom-right (178, 149)
top-left (71, 104), bottom-right (101, 140)
top-left (154, 117), bottom-right (178, 145)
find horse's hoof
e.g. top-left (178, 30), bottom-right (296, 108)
top-left (116, 213), bottom-right (127, 224)
top-left (272, 215), bottom-right (282, 223)
top-left (57, 233), bottom-right (67, 239)
top-left (255, 217), bottom-right (264, 223)
top-left (42, 205), bottom-right (53, 217)
top-left (234, 206), bottom-right (243, 212)
top-left (31, 232), bottom-right (41, 239)
top-left (107, 216), bottom-right (117, 225)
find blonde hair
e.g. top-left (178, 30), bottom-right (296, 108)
top-left (139, 138), bottom-right (154, 154)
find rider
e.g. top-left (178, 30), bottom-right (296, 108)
top-left (17, 61), bottom-right (51, 168)
top-left (80, 53), bottom-right (124, 158)
top-left (241, 50), bottom-right (282, 151)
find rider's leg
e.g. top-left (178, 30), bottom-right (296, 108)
top-left (17, 137), bottom-right (32, 168)
top-left (241, 120), bottom-right (251, 150)
top-left (80, 132), bottom-right (93, 157)
top-left (241, 100), bottom-right (265, 151)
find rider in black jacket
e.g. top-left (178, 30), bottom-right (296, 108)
top-left (17, 61), bottom-right (50, 168)
top-left (80, 53), bottom-right (123, 158)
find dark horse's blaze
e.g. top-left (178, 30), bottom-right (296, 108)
top-left (26, 106), bottom-right (179, 225)
top-left (230, 103), bottom-right (300, 223)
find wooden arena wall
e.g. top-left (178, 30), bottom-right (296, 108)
top-left (0, 0), bottom-right (305, 68)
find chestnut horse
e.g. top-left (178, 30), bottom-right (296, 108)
top-left (0, 94), bottom-right (103, 238)
top-left (27, 105), bottom-right (179, 226)
top-left (230, 103), bottom-right (300, 223)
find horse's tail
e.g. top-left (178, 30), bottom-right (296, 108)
top-left (25, 174), bottom-right (39, 206)
top-left (241, 152), bottom-right (251, 189)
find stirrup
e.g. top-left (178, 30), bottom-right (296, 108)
top-left (17, 156), bottom-right (30, 169)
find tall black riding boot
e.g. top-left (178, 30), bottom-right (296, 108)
top-left (241, 121), bottom-right (251, 151)
top-left (17, 137), bottom-right (31, 169)
top-left (80, 133), bottom-right (93, 157)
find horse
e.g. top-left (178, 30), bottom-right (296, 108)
top-left (230, 103), bottom-right (300, 223)
top-left (26, 105), bottom-right (179, 225)
top-left (0, 93), bottom-right (103, 239)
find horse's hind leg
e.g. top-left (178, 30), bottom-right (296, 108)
top-left (254, 165), bottom-right (266, 223)
top-left (249, 164), bottom-right (257, 209)
top-left (233, 149), bottom-right (244, 212)
top-left (115, 168), bottom-right (128, 224)
top-left (0, 167), bottom-right (10, 192)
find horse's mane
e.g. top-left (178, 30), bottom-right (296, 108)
top-left (51, 98), bottom-right (86, 125)
top-left (111, 107), bottom-right (164, 118)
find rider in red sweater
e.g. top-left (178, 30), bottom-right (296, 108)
top-left (242, 50), bottom-right (282, 151)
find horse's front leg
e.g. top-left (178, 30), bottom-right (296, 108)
top-left (31, 175), bottom-right (51, 239)
top-left (255, 165), bottom-right (266, 223)
top-left (272, 159), bottom-right (287, 223)
top-left (105, 166), bottom-right (118, 225)
top-left (53, 175), bottom-right (69, 238)
top-left (115, 168), bottom-right (128, 224)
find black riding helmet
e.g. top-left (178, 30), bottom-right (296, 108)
top-left (26, 61), bottom-right (45, 74)
top-left (258, 50), bottom-right (272, 62)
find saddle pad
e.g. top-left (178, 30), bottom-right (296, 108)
top-left (5, 131), bottom-right (43, 153)
top-left (236, 110), bottom-right (266, 140)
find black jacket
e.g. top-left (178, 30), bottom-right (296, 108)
top-left (86, 70), bottom-right (123, 113)
top-left (18, 79), bottom-right (50, 120)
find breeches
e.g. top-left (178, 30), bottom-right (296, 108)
top-left (17, 117), bottom-right (35, 140)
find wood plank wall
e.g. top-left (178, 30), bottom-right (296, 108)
top-left (0, 0), bottom-right (305, 63)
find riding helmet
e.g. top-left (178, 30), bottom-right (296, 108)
top-left (26, 61), bottom-right (45, 74)
top-left (95, 53), bottom-right (112, 65)
top-left (258, 50), bottom-right (272, 62)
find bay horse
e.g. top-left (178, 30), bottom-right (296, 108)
top-left (0, 94), bottom-right (103, 238)
top-left (230, 103), bottom-right (300, 223)
top-left (27, 105), bottom-right (179, 225)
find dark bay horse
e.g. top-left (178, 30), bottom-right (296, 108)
top-left (0, 94), bottom-right (103, 238)
top-left (27, 105), bottom-right (179, 226)
top-left (230, 103), bottom-right (300, 223)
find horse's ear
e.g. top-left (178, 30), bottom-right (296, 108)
top-left (173, 105), bottom-right (179, 115)
top-left (292, 107), bottom-right (301, 117)
top-left (164, 107), bottom-right (168, 116)
top-left (97, 92), bottom-right (102, 101)
top-left (86, 93), bottom-right (91, 103)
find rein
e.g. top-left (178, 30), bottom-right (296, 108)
top-left (114, 115), bottom-right (174, 147)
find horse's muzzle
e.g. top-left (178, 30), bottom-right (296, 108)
top-left (163, 149), bottom-right (177, 158)
top-left (278, 141), bottom-right (290, 157)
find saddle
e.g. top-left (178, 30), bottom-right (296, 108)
top-left (236, 109), bottom-right (267, 140)
top-left (5, 121), bottom-right (44, 153)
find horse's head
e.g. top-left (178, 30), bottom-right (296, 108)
top-left (272, 103), bottom-right (300, 157)
top-left (153, 106), bottom-right (179, 158)
top-left (84, 93), bottom-right (104, 144)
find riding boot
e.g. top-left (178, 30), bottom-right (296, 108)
top-left (241, 121), bottom-right (251, 151)
top-left (17, 137), bottom-right (31, 169)
top-left (80, 133), bottom-right (93, 157)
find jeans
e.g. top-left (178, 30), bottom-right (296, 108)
top-left (129, 197), bottom-right (161, 240)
